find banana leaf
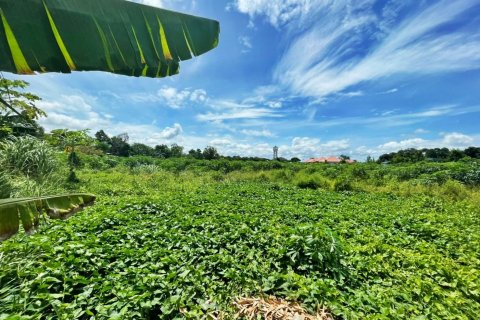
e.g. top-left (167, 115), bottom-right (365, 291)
top-left (0, 0), bottom-right (219, 78)
top-left (0, 193), bottom-right (96, 241)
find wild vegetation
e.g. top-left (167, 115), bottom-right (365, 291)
top-left (1, 142), bottom-right (479, 318)
top-left (1, 80), bottom-right (480, 319)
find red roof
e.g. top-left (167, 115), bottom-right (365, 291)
top-left (305, 156), bottom-right (355, 163)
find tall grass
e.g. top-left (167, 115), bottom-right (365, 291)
top-left (0, 136), bottom-right (65, 197)
top-left (0, 136), bottom-right (59, 180)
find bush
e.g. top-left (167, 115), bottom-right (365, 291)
top-left (439, 180), bottom-right (468, 201)
top-left (272, 224), bottom-right (346, 279)
top-left (295, 173), bottom-right (331, 190)
top-left (332, 178), bottom-right (353, 192)
top-left (0, 136), bottom-right (58, 180)
top-left (130, 164), bottom-right (160, 175)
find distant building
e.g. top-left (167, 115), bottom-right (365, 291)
top-left (273, 146), bottom-right (279, 160)
top-left (305, 156), bottom-right (355, 164)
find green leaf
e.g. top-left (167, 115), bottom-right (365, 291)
top-left (0, 193), bottom-right (96, 240)
top-left (0, 0), bottom-right (219, 78)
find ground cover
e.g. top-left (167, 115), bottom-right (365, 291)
top-left (1, 169), bottom-right (479, 319)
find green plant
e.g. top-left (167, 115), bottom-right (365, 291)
top-left (0, 135), bottom-right (58, 180)
top-left (0, 0), bottom-right (219, 78)
top-left (0, 193), bottom-right (95, 240)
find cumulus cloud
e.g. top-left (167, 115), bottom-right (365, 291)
top-left (355, 132), bottom-right (478, 159)
top-left (158, 123), bottom-right (183, 139)
top-left (37, 95), bottom-right (184, 146)
top-left (441, 132), bottom-right (474, 146)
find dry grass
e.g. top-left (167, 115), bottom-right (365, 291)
top-left (233, 297), bottom-right (333, 320)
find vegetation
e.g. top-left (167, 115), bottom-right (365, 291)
top-left (0, 145), bottom-right (479, 318)
top-left (0, 78), bottom-right (43, 139)
top-left (378, 147), bottom-right (480, 164)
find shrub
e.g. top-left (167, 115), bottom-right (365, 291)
top-left (0, 136), bottom-right (58, 180)
top-left (272, 224), bottom-right (346, 279)
top-left (130, 164), bottom-right (160, 175)
top-left (332, 178), bottom-right (353, 192)
top-left (295, 174), bottom-right (331, 190)
top-left (439, 180), bottom-right (468, 201)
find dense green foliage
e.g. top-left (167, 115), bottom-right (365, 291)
top-left (0, 78), bottom-right (44, 139)
top-left (0, 136), bottom-right (66, 198)
top-left (378, 147), bottom-right (480, 164)
top-left (1, 158), bottom-right (479, 319)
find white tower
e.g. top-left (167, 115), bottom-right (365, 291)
top-left (273, 146), bottom-right (279, 160)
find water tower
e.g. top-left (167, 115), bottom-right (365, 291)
top-left (273, 146), bottom-right (279, 160)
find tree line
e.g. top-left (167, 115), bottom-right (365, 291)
top-left (377, 147), bottom-right (480, 164)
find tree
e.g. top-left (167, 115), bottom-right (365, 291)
top-left (290, 157), bottom-right (301, 162)
top-left (130, 143), bottom-right (154, 156)
top-left (203, 146), bottom-right (220, 160)
top-left (154, 144), bottom-right (171, 158)
top-left (170, 144), bottom-right (184, 158)
top-left (464, 147), bottom-right (480, 159)
top-left (45, 129), bottom-right (93, 182)
top-left (46, 129), bottom-right (93, 151)
top-left (449, 149), bottom-right (465, 161)
top-left (188, 149), bottom-right (204, 159)
top-left (0, 78), bottom-right (44, 138)
top-left (110, 134), bottom-right (130, 157)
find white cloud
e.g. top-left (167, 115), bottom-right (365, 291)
top-left (131, 0), bottom-right (165, 7)
top-left (239, 36), bottom-right (252, 53)
top-left (37, 95), bottom-right (185, 146)
top-left (300, 104), bottom-right (480, 129)
top-left (128, 0), bottom-right (195, 11)
top-left (341, 91), bottom-right (364, 97)
top-left (288, 137), bottom-right (350, 159)
top-left (240, 129), bottom-right (274, 137)
top-left (197, 97), bottom-right (284, 122)
top-left (210, 138), bottom-right (232, 146)
top-left (378, 138), bottom-right (430, 153)
top-left (270, 0), bottom-right (480, 100)
top-left (356, 132), bottom-right (478, 158)
top-left (414, 128), bottom-right (429, 134)
top-left (228, 0), bottom-right (316, 28)
top-left (197, 108), bottom-right (281, 122)
top-left (441, 132), bottom-right (474, 146)
top-left (158, 123), bottom-right (183, 139)
top-left (129, 86), bottom-right (208, 108)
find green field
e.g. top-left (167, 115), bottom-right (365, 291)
top-left (1, 160), bottom-right (480, 319)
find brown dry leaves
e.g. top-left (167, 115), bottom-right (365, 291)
top-left (233, 296), bottom-right (333, 320)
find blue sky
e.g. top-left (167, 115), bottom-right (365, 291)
top-left (6, 0), bottom-right (480, 160)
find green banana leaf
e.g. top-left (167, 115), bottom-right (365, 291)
top-left (0, 0), bottom-right (219, 78)
top-left (0, 193), bottom-right (96, 241)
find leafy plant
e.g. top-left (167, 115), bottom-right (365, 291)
top-left (0, 0), bottom-right (219, 78)
top-left (0, 193), bottom-right (95, 240)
